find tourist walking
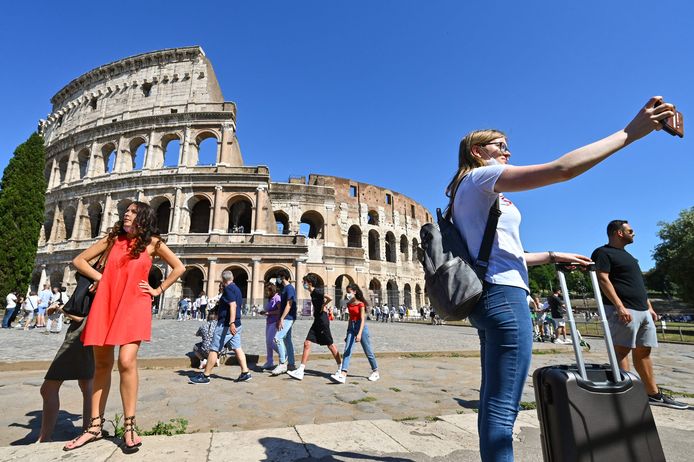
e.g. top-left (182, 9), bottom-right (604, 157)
top-left (37, 283), bottom-right (52, 328)
top-left (63, 201), bottom-right (185, 453)
top-left (271, 273), bottom-right (297, 375)
top-left (288, 274), bottom-right (342, 380)
top-left (446, 97), bottom-right (678, 461)
top-left (22, 291), bottom-right (40, 330)
top-left (259, 283), bottom-right (281, 370)
top-left (2, 290), bottom-right (18, 328)
top-left (330, 283), bottom-right (379, 384)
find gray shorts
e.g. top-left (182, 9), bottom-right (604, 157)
top-left (604, 305), bottom-right (658, 349)
top-left (210, 324), bottom-right (243, 352)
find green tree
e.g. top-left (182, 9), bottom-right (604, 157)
top-left (652, 207), bottom-right (694, 305)
top-left (0, 133), bottom-right (46, 301)
top-left (528, 264), bottom-right (556, 296)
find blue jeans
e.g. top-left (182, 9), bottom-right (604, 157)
top-left (2, 308), bottom-right (16, 328)
top-left (341, 321), bottom-right (378, 372)
top-left (468, 283), bottom-right (533, 462)
top-left (274, 318), bottom-right (295, 366)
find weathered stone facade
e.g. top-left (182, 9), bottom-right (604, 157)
top-left (36, 46), bottom-right (430, 316)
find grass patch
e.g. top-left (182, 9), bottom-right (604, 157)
top-left (424, 416), bottom-right (443, 422)
top-left (531, 349), bottom-right (562, 355)
top-left (456, 410), bottom-right (465, 414)
top-left (349, 396), bottom-right (377, 405)
top-left (659, 387), bottom-right (694, 398)
top-left (434, 400), bottom-right (441, 404)
top-left (519, 401), bottom-right (537, 410)
top-left (389, 387), bottom-right (401, 392)
top-left (109, 414), bottom-right (188, 437)
top-left (350, 381), bottom-right (359, 385)
top-left (402, 353), bottom-right (433, 358)
top-left (394, 416), bottom-right (418, 422)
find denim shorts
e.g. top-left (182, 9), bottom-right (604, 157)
top-left (605, 305), bottom-right (658, 348)
top-left (210, 324), bottom-right (243, 352)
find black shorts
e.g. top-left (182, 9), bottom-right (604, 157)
top-left (305, 312), bottom-right (334, 346)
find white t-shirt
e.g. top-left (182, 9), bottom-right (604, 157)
top-left (6, 293), bottom-right (17, 309)
top-left (453, 164), bottom-right (529, 292)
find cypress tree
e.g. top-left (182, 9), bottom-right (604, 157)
top-left (0, 133), bottom-right (46, 301)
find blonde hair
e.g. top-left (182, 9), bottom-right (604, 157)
top-left (445, 129), bottom-right (506, 199)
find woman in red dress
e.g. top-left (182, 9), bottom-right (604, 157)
top-left (63, 202), bottom-right (185, 453)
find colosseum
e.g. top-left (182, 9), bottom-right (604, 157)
top-left (36, 46), bottom-right (431, 316)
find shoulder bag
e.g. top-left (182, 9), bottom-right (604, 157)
top-left (62, 240), bottom-right (115, 318)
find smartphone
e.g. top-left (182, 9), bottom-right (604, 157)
top-left (654, 100), bottom-right (684, 138)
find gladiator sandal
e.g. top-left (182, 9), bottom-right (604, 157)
top-left (121, 415), bottom-right (142, 453)
top-left (62, 414), bottom-right (104, 451)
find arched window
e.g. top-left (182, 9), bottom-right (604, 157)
top-left (369, 278), bottom-right (382, 306)
top-left (50, 271), bottom-right (63, 288)
top-left (400, 235), bottom-right (409, 261)
top-left (224, 266), bottom-right (249, 300)
top-left (162, 135), bottom-right (181, 167)
top-left (264, 267), bottom-right (292, 284)
top-left (386, 279), bottom-right (399, 308)
top-left (58, 157), bottom-right (69, 183)
top-left (368, 230), bottom-right (380, 260)
top-left (367, 210), bottom-right (379, 226)
top-left (299, 211), bottom-right (324, 239)
top-left (334, 274), bottom-right (354, 308)
top-left (77, 149), bottom-right (90, 179)
top-left (102, 144), bottom-right (117, 174)
top-left (151, 198), bottom-right (171, 234)
top-left (274, 211), bottom-right (290, 234)
top-left (196, 133), bottom-right (218, 166)
top-left (130, 138), bottom-right (147, 171)
top-left (44, 212), bottom-right (54, 242)
top-left (385, 232), bottom-right (396, 263)
top-left (189, 197), bottom-right (211, 233)
top-left (228, 197), bottom-right (252, 233)
top-left (182, 267), bottom-right (205, 298)
top-left (88, 203), bottom-right (103, 238)
top-left (415, 284), bottom-right (423, 308)
top-left (412, 238), bottom-right (419, 262)
top-left (63, 206), bottom-right (77, 240)
top-left (347, 225), bottom-right (362, 248)
top-left (403, 284), bottom-right (412, 308)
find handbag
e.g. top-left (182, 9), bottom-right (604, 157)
top-left (62, 241), bottom-right (115, 317)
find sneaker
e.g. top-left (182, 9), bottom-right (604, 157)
top-left (236, 371), bottom-right (252, 382)
top-left (287, 369), bottom-right (304, 381)
top-left (260, 362), bottom-right (275, 370)
top-left (189, 373), bottom-right (211, 385)
top-left (271, 363), bottom-right (288, 376)
top-left (330, 372), bottom-right (346, 384)
top-left (368, 371), bottom-right (380, 382)
top-left (649, 391), bottom-right (689, 410)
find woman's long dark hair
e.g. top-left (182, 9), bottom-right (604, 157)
top-left (346, 283), bottom-right (369, 307)
top-left (107, 201), bottom-right (162, 259)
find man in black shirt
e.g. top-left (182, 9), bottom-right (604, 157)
top-left (287, 274), bottom-right (342, 381)
top-left (547, 288), bottom-right (567, 343)
top-left (592, 220), bottom-right (687, 409)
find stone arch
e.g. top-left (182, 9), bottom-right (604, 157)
top-left (227, 195), bottom-right (253, 233)
top-left (161, 133), bottom-right (182, 168)
top-left (334, 274), bottom-right (354, 307)
top-left (150, 196), bottom-right (172, 234)
top-left (188, 195), bottom-right (212, 233)
top-left (44, 164), bottom-right (52, 185)
top-left (412, 238), bottom-right (419, 262)
top-left (88, 202), bottom-right (103, 238)
top-left (50, 270), bottom-right (63, 288)
top-left (102, 143), bottom-right (117, 174)
top-left (181, 266), bottom-right (205, 299)
top-left (264, 266), bottom-right (292, 283)
top-left (44, 210), bottom-right (54, 243)
top-left (274, 210), bottom-right (290, 234)
top-left (347, 225), bottom-right (362, 248)
top-left (63, 205), bottom-right (77, 240)
top-left (300, 210), bottom-right (324, 239)
top-left (58, 156), bottom-right (69, 184)
top-left (368, 229), bottom-right (380, 260)
top-left (415, 284), bottom-right (423, 309)
top-left (223, 265), bottom-right (249, 300)
top-left (77, 148), bottom-right (90, 179)
top-left (400, 235), bottom-right (409, 261)
top-left (129, 137), bottom-right (147, 171)
top-left (386, 279), bottom-right (399, 308)
top-left (194, 131), bottom-right (219, 166)
top-left (385, 231), bottom-right (396, 263)
top-left (367, 210), bottom-right (379, 226)
top-left (368, 278), bottom-right (383, 306)
top-left (403, 283), bottom-right (412, 308)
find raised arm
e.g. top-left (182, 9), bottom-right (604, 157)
top-left (72, 236), bottom-right (111, 280)
top-left (495, 97), bottom-right (675, 193)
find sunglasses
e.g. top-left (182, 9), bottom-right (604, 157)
top-left (481, 141), bottom-right (510, 153)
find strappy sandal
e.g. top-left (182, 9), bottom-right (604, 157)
top-left (121, 415), bottom-right (142, 453)
top-left (63, 414), bottom-right (104, 451)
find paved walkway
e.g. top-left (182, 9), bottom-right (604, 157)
top-left (1, 319), bottom-right (693, 460)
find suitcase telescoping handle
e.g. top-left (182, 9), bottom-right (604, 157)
top-left (555, 263), bottom-right (623, 383)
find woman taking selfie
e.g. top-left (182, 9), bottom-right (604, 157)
top-left (63, 201), bottom-right (185, 453)
top-left (449, 97), bottom-right (676, 461)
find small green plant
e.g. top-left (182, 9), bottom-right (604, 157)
top-left (389, 387), bottom-right (401, 392)
top-left (456, 410), bottom-right (465, 414)
top-left (424, 416), bottom-right (442, 422)
top-left (109, 414), bottom-right (188, 438)
top-left (402, 353), bottom-right (433, 358)
top-left (394, 416), bottom-right (418, 422)
top-left (433, 400), bottom-right (441, 404)
top-left (519, 401), bottom-right (537, 410)
top-left (659, 387), bottom-right (694, 398)
top-left (349, 396), bottom-right (377, 405)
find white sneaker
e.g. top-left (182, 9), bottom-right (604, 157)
top-left (271, 363), bottom-right (288, 376)
top-left (368, 371), bottom-right (380, 382)
top-left (330, 372), bottom-right (346, 384)
top-left (287, 368), bottom-right (304, 380)
top-left (199, 359), bottom-right (207, 370)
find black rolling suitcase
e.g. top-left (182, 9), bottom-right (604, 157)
top-left (533, 263), bottom-right (665, 462)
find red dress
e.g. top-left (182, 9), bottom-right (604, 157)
top-left (82, 236), bottom-right (153, 346)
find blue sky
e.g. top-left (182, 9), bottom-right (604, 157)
top-left (1, 1), bottom-right (692, 270)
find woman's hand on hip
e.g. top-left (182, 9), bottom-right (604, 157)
top-left (138, 280), bottom-right (161, 296)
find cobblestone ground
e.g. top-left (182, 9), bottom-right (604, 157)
top-left (1, 318), bottom-right (692, 447)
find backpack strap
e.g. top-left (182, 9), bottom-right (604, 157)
top-left (474, 196), bottom-right (501, 279)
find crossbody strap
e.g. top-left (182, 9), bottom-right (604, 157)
top-left (94, 239), bottom-right (116, 273)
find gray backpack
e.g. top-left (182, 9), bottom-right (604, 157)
top-left (419, 196), bottom-right (500, 320)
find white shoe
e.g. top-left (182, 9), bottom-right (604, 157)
top-left (199, 359), bottom-right (207, 370)
top-left (287, 368), bottom-right (304, 380)
top-left (271, 363), bottom-right (288, 376)
top-left (368, 371), bottom-right (380, 382)
top-left (330, 372), bottom-right (346, 384)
